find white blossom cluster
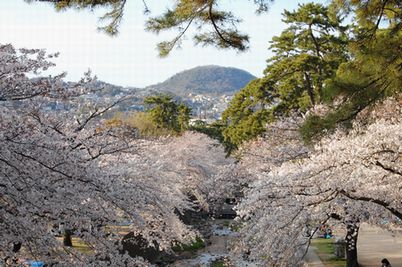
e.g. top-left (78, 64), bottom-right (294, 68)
top-left (144, 132), bottom-right (235, 211)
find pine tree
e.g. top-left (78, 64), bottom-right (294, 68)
top-left (222, 2), bottom-right (349, 151)
top-left (221, 79), bottom-right (273, 151)
top-left (29, 0), bottom-right (274, 56)
top-left (264, 2), bottom-right (349, 111)
top-left (301, 0), bottom-right (402, 141)
top-left (144, 94), bottom-right (191, 133)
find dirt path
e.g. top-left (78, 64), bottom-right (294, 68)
top-left (357, 224), bottom-right (402, 267)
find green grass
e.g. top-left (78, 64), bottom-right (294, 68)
top-left (172, 236), bottom-right (205, 252)
top-left (71, 237), bottom-right (93, 254)
top-left (311, 238), bottom-right (346, 267)
top-left (312, 238), bottom-right (334, 254)
top-left (56, 237), bottom-right (93, 254)
top-left (211, 260), bottom-right (225, 267)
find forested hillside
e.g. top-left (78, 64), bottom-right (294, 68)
top-left (147, 65), bottom-right (255, 97)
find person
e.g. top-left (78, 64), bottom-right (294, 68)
top-left (325, 227), bottom-right (332, 238)
top-left (381, 258), bottom-right (392, 267)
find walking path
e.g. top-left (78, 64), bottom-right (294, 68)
top-left (304, 246), bottom-right (325, 267)
top-left (358, 224), bottom-right (402, 267)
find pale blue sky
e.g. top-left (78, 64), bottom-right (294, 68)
top-left (0, 0), bottom-right (325, 87)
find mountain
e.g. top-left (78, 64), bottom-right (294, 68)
top-left (46, 66), bottom-right (256, 121)
top-left (147, 65), bottom-right (256, 97)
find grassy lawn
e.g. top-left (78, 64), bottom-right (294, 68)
top-left (68, 224), bottom-right (133, 254)
top-left (56, 237), bottom-right (93, 254)
top-left (311, 238), bottom-right (346, 267)
top-left (71, 237), bottom-right (93, 254)
top-left (66, 224), bottom-right (131, 254)
top-left (104, 224), bottom-right (131, 235)
top-left (56, 225), bottom-right (207, 258)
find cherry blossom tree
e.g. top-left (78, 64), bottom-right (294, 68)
top-left (146, 131), bottom-right (235, 211)
top-left (0, 43), bottom-right (200, 266)
top-left (233, 99), bottom-right (401, 266)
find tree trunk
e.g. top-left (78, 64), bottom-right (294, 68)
top-left (63, 229), bottom-right (73, 247)
top-left (12, 241), bottom-right (22, 253)
top-left (304, 72), bottom-right (315, 106)
top-left (345, 223), bottom-right (359, 267)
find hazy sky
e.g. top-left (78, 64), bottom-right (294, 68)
top-left (0, 0), bottom-right (324, 87)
